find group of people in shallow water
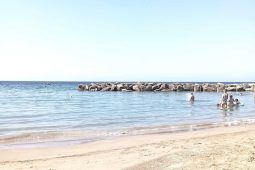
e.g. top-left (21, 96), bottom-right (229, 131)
top-left (187, 90), bottom-right (241, 109)
top-left (217, 89), bottom-right (241, 109)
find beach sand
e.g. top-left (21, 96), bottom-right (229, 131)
top-left (1, 125), bottom-right (255, 170)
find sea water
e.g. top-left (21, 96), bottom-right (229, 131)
top-left (0, 81), bottom-right (255, 147)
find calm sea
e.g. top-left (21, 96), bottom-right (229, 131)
top-left (0, 81), bottom-right (255, 147)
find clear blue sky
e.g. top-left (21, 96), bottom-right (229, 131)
top-left (0, 0), bottom-right (254, 82)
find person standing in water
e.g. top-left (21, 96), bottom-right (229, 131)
top-left (228, 95), bottom-right (235, 108)
top-left (220, 89), bottom-right (229, 108)
top-left (222, 89), bottom-right (228, 102)
top-left (188, 92), bottom-right (195, 102)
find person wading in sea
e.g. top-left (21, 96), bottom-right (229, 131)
top-left (187, 92), bottom-right (195, 103)
top-left (221, 89), bottom-right (229, 108)
top-left (228, 95), bottom-right (235, 108)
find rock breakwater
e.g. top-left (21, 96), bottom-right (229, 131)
top-left (77, 83), bottom-right (255, 92)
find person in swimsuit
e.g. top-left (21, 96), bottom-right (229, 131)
top-left (228, 95), bottom-right (234, 108)
top-left (220, 89), bottom-right (228, 108)
top-left (234, 99), bottom-right (240, 105)
top-left (221, 89), bottom-right (228, 102)
top-left (189, 92), bottom-right (195, 102)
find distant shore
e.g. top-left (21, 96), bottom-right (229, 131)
top-left (1, 124), bottom-right (255, 170)
top-left (78, 82), bottom-right (255, 92)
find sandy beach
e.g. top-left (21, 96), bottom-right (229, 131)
top-left (0, 125), bottom-right (255, 170)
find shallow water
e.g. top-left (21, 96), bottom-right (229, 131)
top-left (0, 81), bottom-right (255, 147)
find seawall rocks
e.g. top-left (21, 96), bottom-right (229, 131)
top-left (78, 83), bottom-right (255, 92)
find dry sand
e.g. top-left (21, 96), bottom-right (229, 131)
top-left (1, 125), bottom-right (255, 170)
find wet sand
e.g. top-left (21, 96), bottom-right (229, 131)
top-left (1, 125), bottom-right (255, 170)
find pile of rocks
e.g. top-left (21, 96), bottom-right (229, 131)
top-left (77, 82), bottom-right (255, 92)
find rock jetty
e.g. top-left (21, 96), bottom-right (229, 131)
top-left (77, 83), bottom-right (255, 92)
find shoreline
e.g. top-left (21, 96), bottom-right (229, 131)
top-left (1, 119), bottom-right (255, 149)
top-left (1, 124), bottom-right (255, 169)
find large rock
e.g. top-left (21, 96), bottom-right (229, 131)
top-left (90, 88), bottom-right (98, 91)
top-left (225, 87), bottom-right (237, 91)
top-left (202, 84), bottom-right (217, 92)
top-left (110, 84), bottom-right (117, 91)
top-left (117, 84), bottom-right (124, 91)
top-left (132, 85), bottom-right (140, 91)
top-left (97, 86), bottom-right (102, 91)
top-left (226, 86), bottom-right (245, 92)
top-left (245, 84), bottom-right (255, 91)
top-left (89, 83), bottom-right (98, 90)
top-left (100, 83), bottom-right (107, 88)
top-left (83, 85), bottom-right (89, 91)
top-left (193, 84), bottom-right (202, 92)
top-left (152, 85), bottom-right (160, 91)
top-left (228, 84), bottom-right (237, 87)
top-left (126, 84), bottom-right (133, 90)
top-left (139, 85), bottom-right (146, 91)
top-left (78, 84), bottom-right (85, 91)
top-left (203, 86), bottom-right (216, 92)
top-left (183, 84), bottom-right (193, 91)
top-left (159, 84), bottom-right (169, 91)
top-left (144, 85), bottom-right (152, 91)
top-left (216, 83), bottom-right (225, 92)
top-left (176, 85), bottom-right (184, 91)
top-left (237, 87), bottom-right (245, 91)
